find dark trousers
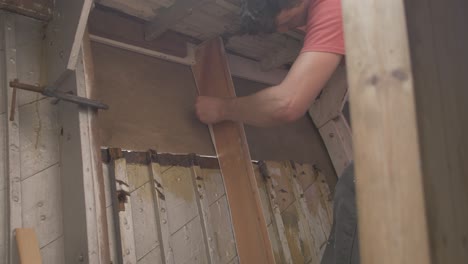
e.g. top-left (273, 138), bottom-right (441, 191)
top-left (321, 163), bottom-right (360, 264)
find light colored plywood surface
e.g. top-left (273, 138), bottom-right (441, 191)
top-left (40, 236), bottom-right (65, 264)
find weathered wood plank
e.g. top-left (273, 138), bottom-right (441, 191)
top-left (3, 12), bottom-right (22, 264)
top-left (21, 164), bottom-right (62, 249)
top-left (193, 165), bottom-right (236, 263)
top-left (145, 0), bottom-right (207, 41)
top-left (308, 65), bottom-right (348, 128)
top-left (318, 115), bottom-right (353, 177)
top-left (45, 0), bottom-right (92, 85)
top-left (110, 155), bottom-right (137, 264)
top-left (192, 37), bottom-right (274, 264)
top-left (149, 161), bottom-right (174, 264)
top-left (0, 0), bottom-right (53, 21)
top-left (18, 98), bottom-right (60, 180)
top-left (259, 163), bottom-right (293, 264)
top-left (342, 0), bottom-right (431, 263)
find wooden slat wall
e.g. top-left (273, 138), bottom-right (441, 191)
top-left (102, 150), bottom-right (333, 264)
top-left (0, 12), bottom-right (64, 263)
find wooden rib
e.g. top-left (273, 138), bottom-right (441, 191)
top-left (191, 37), bottom-right (275, 264)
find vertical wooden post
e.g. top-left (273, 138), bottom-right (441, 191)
top-left (342, 0), bottom-right (468, 263)
top-left (191, 38), bottom-right (275, 264)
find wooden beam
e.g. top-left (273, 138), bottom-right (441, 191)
top-left (15, 228), bottom-right (42, 264)
top-left (46, 0), bottom-right (92, 85)
top-left (0, 0), bottom-right (53, 21)
top-left (260, 37), bottom-right (301, 71)
top-left (191, 38), bottom-right (275, 264)
top-left (144, 0), bottom-right (205, 41)
top-left (340, 0), bottom-right (466, 263)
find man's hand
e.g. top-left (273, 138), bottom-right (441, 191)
top-left (195, 96), bottom-right (228, 125)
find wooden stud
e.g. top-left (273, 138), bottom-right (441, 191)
top-left (342, 0), bottom-right (432, 263)
top-left (192, 37), bottom-right (275, 264)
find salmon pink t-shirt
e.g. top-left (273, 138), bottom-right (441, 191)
top-left (301, 0), bottom-right (345, 55)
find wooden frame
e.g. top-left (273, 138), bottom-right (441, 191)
top-left (342, 0), bottom-right (468, 263)
top-left (192, 38), bottom-right (275, 264)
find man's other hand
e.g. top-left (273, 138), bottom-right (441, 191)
top-left (195, 96), bottom-right (228, 125)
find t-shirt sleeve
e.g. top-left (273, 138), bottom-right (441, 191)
top-left (301, 0), bottom-right (345, 55)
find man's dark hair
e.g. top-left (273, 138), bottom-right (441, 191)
top-left (240, 0), bottom-right (300, 35)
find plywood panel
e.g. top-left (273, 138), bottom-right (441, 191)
top-left (19, 98), bottom-right (60, 180)
top-left (170, 216), bottom-right (208, 264)
top-left (92, 42), bottom-right (215, 155)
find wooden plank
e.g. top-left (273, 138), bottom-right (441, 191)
top-left (0, 11), bottom-right (7, 263)
top-left (158, 164), bottom-right (208, 263)
top-left (145, 0), bottom-right (206, 41)
top-left (318, 115), bottom-right (353, 177)
top-left (341, 0), bottom-right (431, 263)
top-left (15, 228), bottom-right (41, 264)
top-left (259, 163), bottom-right (293, 264)
top-left (149, 160), bottom-right (174, 264)
top-left (45, 0), bottom-right (92, 85)
top-left (0, 0), bottom-right (53, 21)
top-left (58, 55), bottom-right (109, 263)
top-left (3, 12), bottom-right (22, 264)
top-left (109, 153), bottom-right (137, 264)
top-left (193, 165), bottom-right (237, 263)
top-left (21, 164), bottom-right (62, 248)
top-left (191, 37), bottom-right (274, 264)
top-left (308, 65), bottom-right (348, 128)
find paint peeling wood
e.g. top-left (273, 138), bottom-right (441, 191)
top-left (131, 181), bottom-right (162, 262)
top-left (193, 165), bottom-right (236, 263)
top-left (0, 0), bottom-right (53, 21)
top-left (149, 161), bottom-right (174, 264)
top-left (319, 115), bottom-right (353, 177)
top-left (192, 37), bottom-right (275, 264)
top-left (21, 164), bottom-right (62, 249)
top-left (3, 12), bottom-right (22, 264)
top-left (110, 156), bottom-right (138, 264)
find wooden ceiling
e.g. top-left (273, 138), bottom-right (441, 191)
top-left (95, 0), bottom-right (304, 69)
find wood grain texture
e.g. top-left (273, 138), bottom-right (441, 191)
top-left (15, 228), bottom-right (42, 264)
top-left (342, 0), bottom-right (431, 263)
top-left (191, 38), bottom-right (275, 264)
top-left (0, 0), bottom-right (52, 21)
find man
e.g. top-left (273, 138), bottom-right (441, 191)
top-left (195, 0), bottom-right (359, 263)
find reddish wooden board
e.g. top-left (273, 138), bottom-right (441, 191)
top-left (191, 38), bottom-right (275, 264)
